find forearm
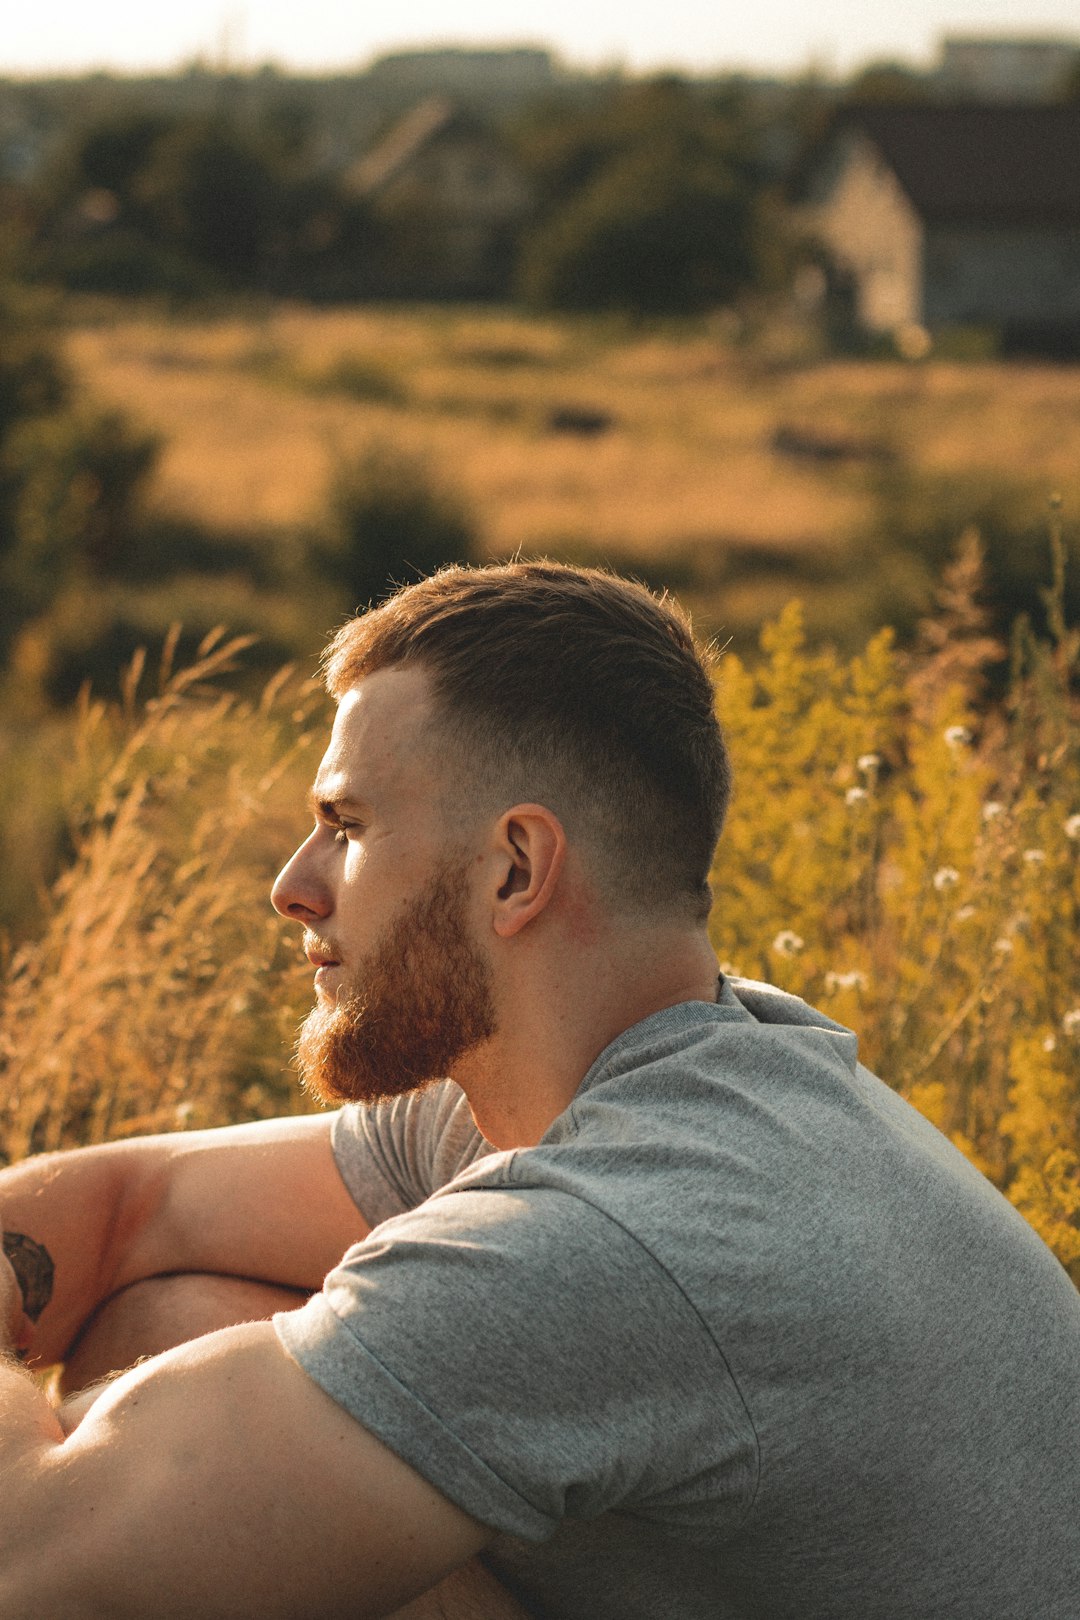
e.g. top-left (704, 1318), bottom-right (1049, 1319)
top-left (0, 1144), bottom-right (144, 1364)
top-left (1, 1114), bottom-right (369, 1369)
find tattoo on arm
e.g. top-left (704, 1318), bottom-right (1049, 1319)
top-left (2, 1232), bottom-right (55, 1322)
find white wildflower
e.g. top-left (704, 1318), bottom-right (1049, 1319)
top-left (1043, 1036), bottom-right (1058, 1054)
top-left (825, 970), bottom-right (868, 994)
top-left (1063, 1010), bottom-right (1080, 1037)
top-left (1022, 848), bottom-right (1046, 866)
top-left (954, 905), bottom-right (977, 923)
top-left (993, 937), bottom-right (1014, 955)
top-left (772, 930), bottom-right (805, 958)
top-left (174, 1102), bottom-right (196, 1127)
top-left (857, 753), bottom-right (881, 775)
top-left (933, 867), bottom-right (960, 891)
top-left (845, 786), bottom-right (868, 806)
top-left (981, 802), bottom-right (1005, 823)
top-left (943, 725), bottom-right (972, 750)
top-left (1064, 814), bottom-right (1080, 840)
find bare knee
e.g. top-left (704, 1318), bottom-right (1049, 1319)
top-left (61, 1272), bottom-right (310, 1394)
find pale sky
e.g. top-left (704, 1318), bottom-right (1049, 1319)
top-left (3, 0), bottom-right (1078, 80)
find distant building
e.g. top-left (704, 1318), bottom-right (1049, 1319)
top-left (801, 104), bottom-right (1080, 348)
top-left (0, 84), bottom-right (53, 182)
top-left (938, 36), bottom-right (1079, 102)
top-left (346, 97), bottom-right (534, 298)
top-left (366, 46), bottom-right (559, 104)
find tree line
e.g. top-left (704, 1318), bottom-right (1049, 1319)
top-left (5, 76), bottom-right (798, 313)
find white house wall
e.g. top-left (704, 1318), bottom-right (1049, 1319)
top-left (810, 132), bottom-right (924, 330)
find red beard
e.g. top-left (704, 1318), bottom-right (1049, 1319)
top-left (296, 859), bottom-right (497, 1106)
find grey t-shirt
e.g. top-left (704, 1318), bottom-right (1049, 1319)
top-left (275, 977), bottom-right (1080, 1619)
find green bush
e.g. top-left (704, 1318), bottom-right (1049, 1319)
top-left (312, 445), bottom-right (476, 612)
top-left (311, 355), bottom-right (407, 406)
top-left (6, 408), bottom-right (159, 575)
top-left (33, 573), bottom-right (335, 707)
top-left (0, 288), bottom-right (70, 443)
top-left (864, 472), bottom-right (1079, 649)
top-left (37, 230), bottom-right (214, 299)
top-left (0, 283), bottom-right (165, 666)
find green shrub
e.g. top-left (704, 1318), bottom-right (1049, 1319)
top-left (864, 472), bottom-right (1079, 649)
top-left (32, 574), bottom-right (335, 707)
top-left (311, 355), bottom-right (406, 406)
top-left (312, 445), bottom-right (476, 612)
top-left (36, 230), bottom-right (214, 299)
top-left (5, 408), bottom-right (159, 578)
top-left (0, 287), bottom-right (70, 443)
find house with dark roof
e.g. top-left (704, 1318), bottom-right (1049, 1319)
top-left (802, 104), bottom-right (1080, 348)
top-left (344, 96), bottom-right (534, 298)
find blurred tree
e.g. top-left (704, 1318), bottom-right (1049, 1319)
top-left (514, 77), bottom-right (777, 314)
top-left (6, 409), bottom-right (159, 583)
top-left (519, 146), bottom-right (759, 314)
top-left (1, 402), bottom-right (160, 665)
top-left (42, 109), bottom-right (177, 215)
top-left (843, 62), bottom-right (934, 103)
top-left (24, 103), bottom-right (376, 299)
top-left (133, 118), bottom-right (278, 284)
top-left (0, 286), bottom-right (74, 659)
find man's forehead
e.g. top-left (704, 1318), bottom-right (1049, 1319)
top-left (316, 665), bottom-right (437, 798)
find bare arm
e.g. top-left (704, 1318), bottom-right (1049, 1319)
top-left (0, 1113), bottom-right (369, 1365)
top-left (0, 1320), bottom-right (491, 1619)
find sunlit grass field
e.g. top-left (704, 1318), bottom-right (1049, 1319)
top-left (60, 299), bottom-right (1080, 643)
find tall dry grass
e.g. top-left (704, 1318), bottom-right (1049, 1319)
top-left (0, 630), bottom-right (325, 1161)
top-left (711, 526), bottom-right (1080, 1279)
top-left (1, 535), bottom-right (1077, 1283)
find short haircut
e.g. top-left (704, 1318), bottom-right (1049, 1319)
top-left (321, 562), bottom-right (731, 920)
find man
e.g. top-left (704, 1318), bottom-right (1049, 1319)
top-left (1, 561), bottom-right (1079, 1618)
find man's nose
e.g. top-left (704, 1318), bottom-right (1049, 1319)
top-left (270, 833), bottom-right (331, 922)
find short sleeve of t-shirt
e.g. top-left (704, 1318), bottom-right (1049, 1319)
top-left (331, 1084), bottom-right (492, 1228)
top-left (275, 1181), bottom-right (756, 1543)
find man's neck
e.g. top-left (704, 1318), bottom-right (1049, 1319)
top-left (459, 932), bottom-right (721, 1150)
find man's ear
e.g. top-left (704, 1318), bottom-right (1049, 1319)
top-left (490, 804), bottom-right (566, 938)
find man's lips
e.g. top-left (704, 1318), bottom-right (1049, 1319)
top-left (314, 965), bottom-right (339, 995)
top-left (303, 933), bottom-right (340, 970)
top-left (303, 937), bottom-right (342, 995)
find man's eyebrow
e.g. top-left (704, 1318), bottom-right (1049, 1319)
top-left (307, 788), bottom-right (366, 822)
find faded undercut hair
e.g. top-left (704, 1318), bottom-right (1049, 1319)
top-left (320, 562), bottom-right (731, 920)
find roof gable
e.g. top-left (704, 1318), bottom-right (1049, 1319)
top-left (833, 104), bottom-right (1080, 226)
top-left (349, 95), bottom-right (502, 196)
